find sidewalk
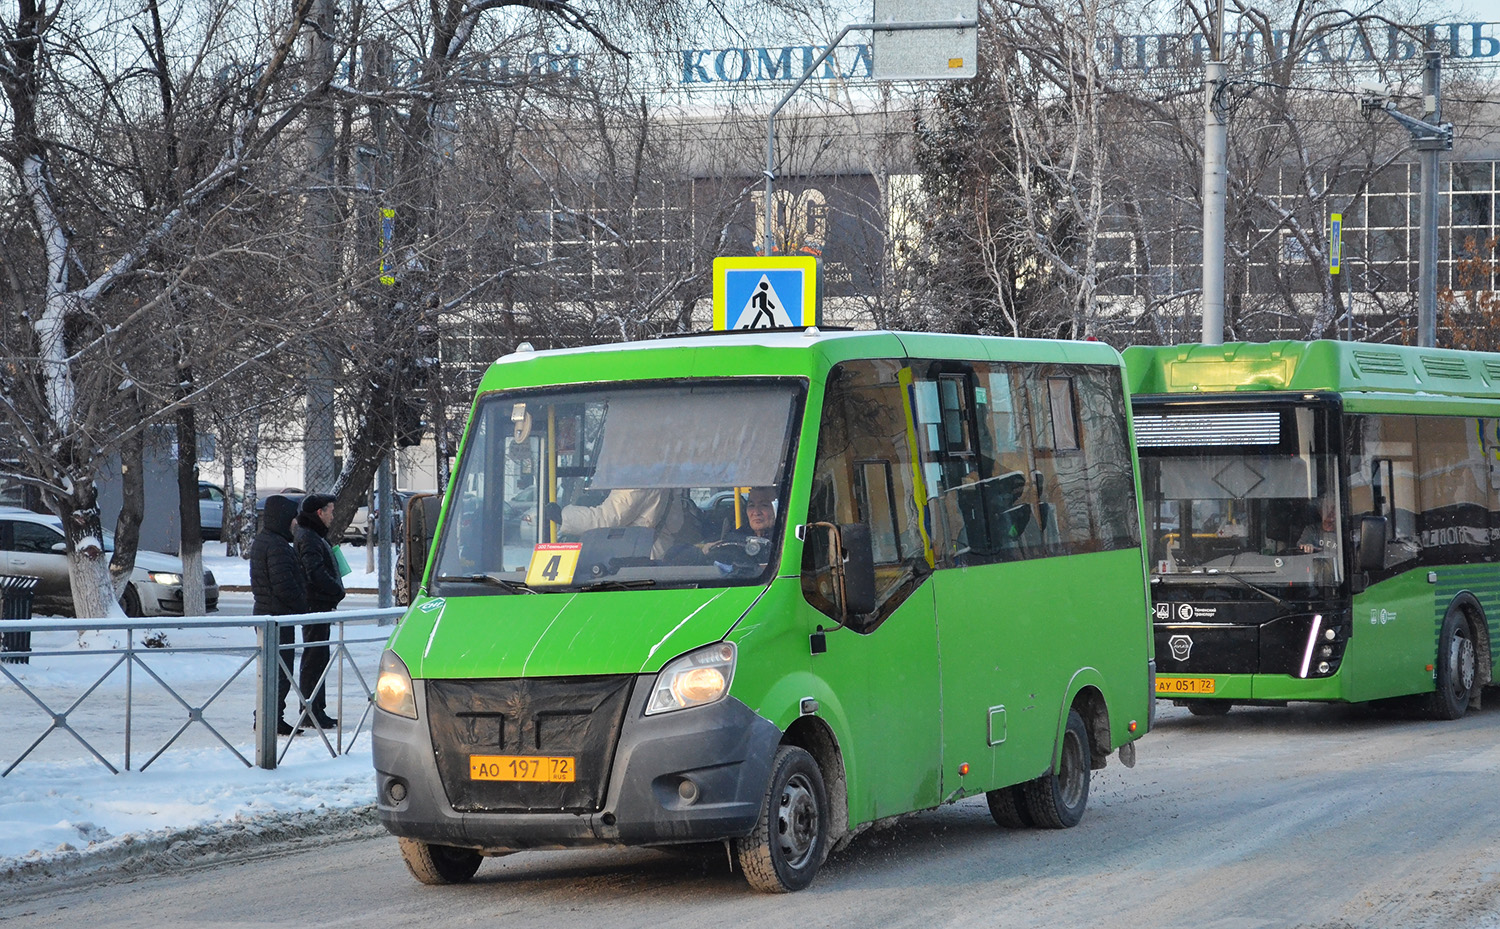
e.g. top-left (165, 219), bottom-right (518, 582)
top-left (0, 541), bottom-right (400, 882)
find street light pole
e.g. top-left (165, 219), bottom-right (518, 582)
top-left (1361, 50), bottom-right (1452, 348)
top-left (1201, 0), bottom-right (1228, 345)
top-left (1418, 51), bottom-right (1443, 348)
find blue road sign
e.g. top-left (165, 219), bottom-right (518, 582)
top-left (713, 256), bottom-right (818, 329)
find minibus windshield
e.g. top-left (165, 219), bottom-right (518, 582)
top-left (429, 380), bottom-right (801, 594)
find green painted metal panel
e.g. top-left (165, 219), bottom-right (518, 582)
top-left (931, 548), bottom-right (1153, 793)
top-left (1126, 339), bottom-right (1500, 402)
top-left (399, 586), bottom-right (764, 679)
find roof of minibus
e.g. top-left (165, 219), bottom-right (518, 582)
top-left (1124, 340), bottom-right (1500, 402)
top-left (477, 329), bottom-right (1124, 393)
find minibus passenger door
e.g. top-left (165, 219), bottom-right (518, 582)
top-left (801, 358), bottom-right (944, 821)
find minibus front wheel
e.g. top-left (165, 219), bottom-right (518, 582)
top-left (398, 837), bottom-right (483, 885)
top-left (737, 745), bottom-right (829, 893)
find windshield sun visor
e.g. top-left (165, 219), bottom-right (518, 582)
top-left (590, 387), bottom-right (793, 490)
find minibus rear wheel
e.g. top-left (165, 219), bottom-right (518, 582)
top-left (984, 784), bottom-right (1033, 828)
top-left (398, 837), bottom-right (483, 885)
top-left (1022, 710), bottom-right (1090, 829)
top-left (737, 745), bottom-right (828, 893)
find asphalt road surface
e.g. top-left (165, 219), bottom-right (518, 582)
top-left (5, 700), bottom-right (1500, 929)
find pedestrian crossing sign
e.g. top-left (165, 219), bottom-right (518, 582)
top-left (712, 256), bottom-right (819, 330)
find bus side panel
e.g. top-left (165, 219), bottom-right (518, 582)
top-left (1343, 568), bottom-right (1450, 702)
top-left (933, 548), bottom-right (1150, 791)
top-left (1429, 565), bottom-right (1500, 689)
top-left (802, 584), bottom-right (943, 826)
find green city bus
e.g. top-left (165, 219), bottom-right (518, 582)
top-left (1124, 340), bottom-right (1500, 719)
top-left (373, 329), bottom-right (1155, 892)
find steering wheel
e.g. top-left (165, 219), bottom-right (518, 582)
top-left (706, 536), bottom-right (769, 568)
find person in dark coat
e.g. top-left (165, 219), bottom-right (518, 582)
top-left (294, 493), bottom-right (346, 730)
top-left (250, 494), bottom-right (308, 736)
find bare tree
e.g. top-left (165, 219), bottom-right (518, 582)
top-left (0, 0), bottom-right (333, 617)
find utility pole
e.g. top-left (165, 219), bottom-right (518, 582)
top-left (1362, 51), bottom-right (1452, 348)
top-left (302, 0), bottom-right (339, 492)
top-left (1200, 0), bottom-right (1228, 345)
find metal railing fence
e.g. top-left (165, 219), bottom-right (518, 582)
top-left (0, 607), bottom-right (403, 774)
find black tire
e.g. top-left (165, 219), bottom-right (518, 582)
top-left (985, 784), bottom-right (1034, 829)
top-left (121, 584), bottom-right (144, 618)
top-left (398, 837), bottom-right (482, 885)
top-left (736, 745), bottom-right (828, 893)
top-left (1021, 710), bottom-right (1091, 829)
top-left (1184, 700), bottom-right (1233, 717)
top-left (1430, 609), bottom-right (1477, 721)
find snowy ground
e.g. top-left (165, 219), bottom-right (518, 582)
top-left (0, 542), bottom-right (399, 888)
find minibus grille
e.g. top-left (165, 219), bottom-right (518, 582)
top-left (425, 675), bottom-right (633, 813)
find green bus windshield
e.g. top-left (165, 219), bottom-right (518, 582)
top-left (1136, 403), bottom-right (1343, 591)
top-left (430, 380), bottom-right (801, 594)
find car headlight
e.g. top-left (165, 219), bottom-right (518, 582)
top-left (147, 571), bottom-right (183, 586)
top-left (645, 642), bottom-right (735, 715)
top-left (376, 650), bottom-right (418, 719)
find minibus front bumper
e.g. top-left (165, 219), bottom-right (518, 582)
top-left (373, 675), bottom-right (782, 851)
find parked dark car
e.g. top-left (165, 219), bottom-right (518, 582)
top-left (0, 506), bottom-right (219, 616)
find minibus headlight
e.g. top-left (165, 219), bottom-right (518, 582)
top-left (376, 650), bottom-right (417, 719)
top-left (646, 642), bottom-right (736, 715)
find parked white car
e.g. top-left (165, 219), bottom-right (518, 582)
top-left (0, 506), bottom-right (219, 617)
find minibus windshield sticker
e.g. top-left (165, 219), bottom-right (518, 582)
top-left (525, 542), bottom-right (582, 586)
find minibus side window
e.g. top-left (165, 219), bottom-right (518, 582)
top-left (918, 362), bottom-right (1138, 565)
top-left (802, 359), bottom-right (928, 630)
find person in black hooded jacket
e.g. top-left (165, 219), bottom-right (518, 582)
top-left (294, 493), bottom-right (345, 730)
top-left (250, 494), bottom-right (309, 736)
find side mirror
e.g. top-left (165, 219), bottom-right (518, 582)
top-left (1356, 515), bottom-right (1387, 572)
top-left (802, 521), bottom-right (877, 627)
top-left (50, 541), bottom-right (67, 554)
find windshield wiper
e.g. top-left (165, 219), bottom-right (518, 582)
top-left (1203, 569), bottom-right (1285, 606)
top-left (575, 578), bottom-right (658, 591)
top-left (434, 573), bottom-right (537, 594)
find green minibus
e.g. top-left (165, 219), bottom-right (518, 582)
top-left (1125, 340), bottom-right (1500, 718)
top-left (373, 329), bottom-right (1155, 892)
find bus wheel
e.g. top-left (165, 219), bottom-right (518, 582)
top-left (1022, 710), bottom-right (1090, 829)
top-left (1431, 610), bottom-right (1477, 721)
top-left (985, 784), bottom-right (1034, 829)
top-left (1185, 700), bottom-right (1232, 717)
top-left (398, 837), bottom-right (482, 885)
top-left (737, 745), bottom-right (828, 893)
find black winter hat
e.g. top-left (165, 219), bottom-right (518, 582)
top-left (301, 493), bottom-right (336, 515)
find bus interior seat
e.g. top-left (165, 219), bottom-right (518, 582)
top-left (955, 471), bottom-right (1029, 556)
